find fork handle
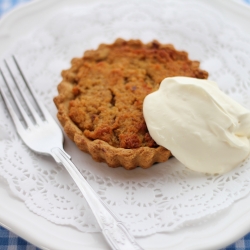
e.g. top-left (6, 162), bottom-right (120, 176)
top-left (51, 147), bottom-right (143, 250)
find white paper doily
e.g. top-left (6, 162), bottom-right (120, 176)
top-left (0, 0), bottom-right (250, 237)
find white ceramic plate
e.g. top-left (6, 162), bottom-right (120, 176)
top-left (1, 0), bottom-right (250, 249)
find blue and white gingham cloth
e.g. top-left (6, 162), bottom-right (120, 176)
top-left (0, 226), bottom-right (38, 250)
top-left (0, 0), bottom-right (250, 249)
top-left (0, 0), bottom-right (29, 16)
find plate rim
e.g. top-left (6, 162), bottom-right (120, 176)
top-left (1, 0), bottom-right (250, 249)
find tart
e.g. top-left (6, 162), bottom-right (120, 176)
top-left (54, 38), bottom-right (208, 169)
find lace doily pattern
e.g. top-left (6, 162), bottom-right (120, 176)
top-left (0, 0), bottom-right (250, 236)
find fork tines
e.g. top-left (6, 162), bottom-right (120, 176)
top-left (0, 56), bottom-right (45, 129)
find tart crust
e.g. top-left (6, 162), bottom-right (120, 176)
top-left (54, 39), bottom-right (208, 169)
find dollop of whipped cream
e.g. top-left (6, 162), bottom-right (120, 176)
top-left (143, 77), bottom-right (250, 174)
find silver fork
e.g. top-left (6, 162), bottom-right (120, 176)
top-left (0, 56), bottom-right (143, 250)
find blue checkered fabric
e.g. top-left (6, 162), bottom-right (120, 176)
top-left (222, 234), bottom-right (250, 250)
top-left (0, 0), bottom-right (30, 16)
top-left (0, 0), bottom-right (250, 249)
top-left (0, 226), bottom-right (40, 250)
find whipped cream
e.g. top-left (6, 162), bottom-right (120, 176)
top-left (143, 77), bottom-right (250, 174)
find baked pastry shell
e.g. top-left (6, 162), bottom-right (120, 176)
top-left (54, 79), bottom-right (171, 170)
